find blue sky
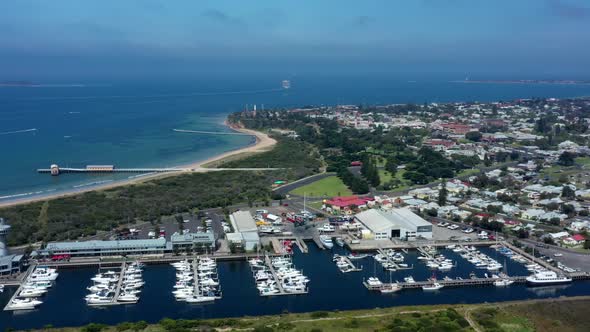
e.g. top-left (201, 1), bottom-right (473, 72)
top-left (1, 0), bottom-right (589, 79)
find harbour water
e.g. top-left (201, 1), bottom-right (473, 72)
top-left (2, 76), bottom-right (590, 202)
top-left (2, 244), bottom-right (590, 329)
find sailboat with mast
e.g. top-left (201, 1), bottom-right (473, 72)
top-left (494, 260), bottom-right (514, 287)
top-left (380, 270), bottom-right (401, 293)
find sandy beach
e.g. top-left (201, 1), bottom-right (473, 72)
top-left (0, 124), bottom-right (277, 208)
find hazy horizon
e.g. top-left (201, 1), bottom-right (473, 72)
top-left (1, 0), bottom-right (590, 80)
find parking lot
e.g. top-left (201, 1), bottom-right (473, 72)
top-left (432, 223), bottom-right (479, 241)
top-left (111, 208), bottom-right (227, 242)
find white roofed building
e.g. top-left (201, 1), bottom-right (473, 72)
top-left (354, 208), bottom-right (433, 241)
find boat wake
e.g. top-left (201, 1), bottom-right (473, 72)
top-left (0, 128), bottom-right (37, 135)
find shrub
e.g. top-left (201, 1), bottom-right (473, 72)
top-left (309, 311), bottom-right (330, 319)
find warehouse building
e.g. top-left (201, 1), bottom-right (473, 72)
top-left (38, 231), bottom-right (216, 258)
top-left (42, 238), bottom-right (169, 257)
top-left (354, 208), bottom-right (433, 240)
top-left (228, 211), bottom-right (260, 251)
top-left (170, 232), bottom-right (216, 253)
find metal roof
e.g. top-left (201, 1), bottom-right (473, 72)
top-left (45, 238), bottom-right (167, 251)
top-left (355, 209), bottom-right (395, 233)
top-left (170, 232), bottom-right (214, 243)
top-left (355, 208), bottom-right (431, 233)
top-left (230, 211), bottom-right (258, 233)
top-left (387, 208), bottom-right (431, 229)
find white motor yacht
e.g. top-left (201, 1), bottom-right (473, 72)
top-left (185, 295), bottom-right (216, 303)
top-left (493, 279), bottom-right (514, 287)
top-left (319, 235), bottom-right (334, 249)
top-left (19, 288), bottom-right (47, 297)
top-left (380, 283), bottom-right (402, 294)
top-left (404, 276), bottom-right (416, 283)
top-left (422, 283), bottom-right (444, 291)
top-left (9, 298), bottom-right (42, 310)
top-left (366, 277), bottom-right (383, 287)
top-left (118, 293), bottom-right (139, 303)
top-left (526, 270), bottom-right (572, 286)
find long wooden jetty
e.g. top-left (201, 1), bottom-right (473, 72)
top-left (262, 255), bottom-right (287, 296)
top-left (37, 167), bottom-right (184, 174)
top-left (502, 241), bottom-right (561, 273)
top-left (365, 276), bottom-right (528, 291)
top-left (111, 262), bottom-right (126, 305)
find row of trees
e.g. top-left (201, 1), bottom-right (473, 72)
top-left (360, 155), bottom-right (380, 187)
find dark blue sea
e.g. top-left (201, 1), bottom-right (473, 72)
top-left (1, 245), bottom-right (590, 329)
top-left (1, 75), bottom-right (590, 202)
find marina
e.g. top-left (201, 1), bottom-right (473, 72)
top-left (1, 244), bottom-right (590, 329)
top-left (4, 266), bottom-right (58, 311)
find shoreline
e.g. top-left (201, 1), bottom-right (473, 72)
top-left (0, 122), bottom-right (277, 208)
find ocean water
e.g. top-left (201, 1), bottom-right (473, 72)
top-left (1, 245), bottom-right (589, 329)
top-left (1, 75), bottom-right (590, 202)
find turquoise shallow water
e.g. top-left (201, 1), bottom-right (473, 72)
top-left (1, 76), bottom-right (590, 201)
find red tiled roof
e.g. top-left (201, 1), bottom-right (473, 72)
top-left (571, 234), bottom-right (586, 241)
top-left (326, 196), bottom-right (373, 208)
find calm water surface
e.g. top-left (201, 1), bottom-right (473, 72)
top-left (1, 245), bottom-right (589, 329)
top-left (2, 76), bottom-right (590, 201)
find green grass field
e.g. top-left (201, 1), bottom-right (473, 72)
top-left (378, 169), bottom-right (394, 183)
top-left (26, 297), bottom-right (590, 332)
top-left (457, 168), bottom-right (480, 177)
top-left (290, 176), bottom-right (352, 197)
top-left (379, 169), bottom-right (412, 191)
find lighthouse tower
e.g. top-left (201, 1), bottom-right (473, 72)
top-left (0, 218), bottom-right (11, 256)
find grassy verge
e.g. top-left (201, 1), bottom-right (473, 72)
top-left (471, 298), bottom-right (590, 332)
top-left (18, 297), bottom-right (590, 332)
top-left (290, 176), bottom-right (352, 197)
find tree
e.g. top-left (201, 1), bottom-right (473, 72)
top-left (438, 181), bottom-right (448, 206)
top-left (562, 185), bottom-right (576, 199)
top-left (465, 131), bottom-right (482, 142)
top-left (558, 151), bottom-right (575, 166)
top-left (483, 154), bottom-right (492, 167)
top-left (562, 204), bottom-right (576, 217)
top-left (385, 156), bottom-right (398, 175)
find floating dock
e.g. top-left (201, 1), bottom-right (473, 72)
top-left (336, 255), bottom-right (362, 273)
top-left (88, 263), bottom-right (126, 306)
top-left (3, 265), bottom-right (36, 311)
top-left (377, 248), bottom-right (413, 271)
top-left (365, 276), bottom-right (528, 291)
top-left (111, 262), bottom-right (127, 305)
top-left (261, 255), bottom-right (307, 296)
top-left (312, 235), bottom-right (324, 250)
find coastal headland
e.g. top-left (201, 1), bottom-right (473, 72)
top-left (0, 123), bottom-right (276, 208)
